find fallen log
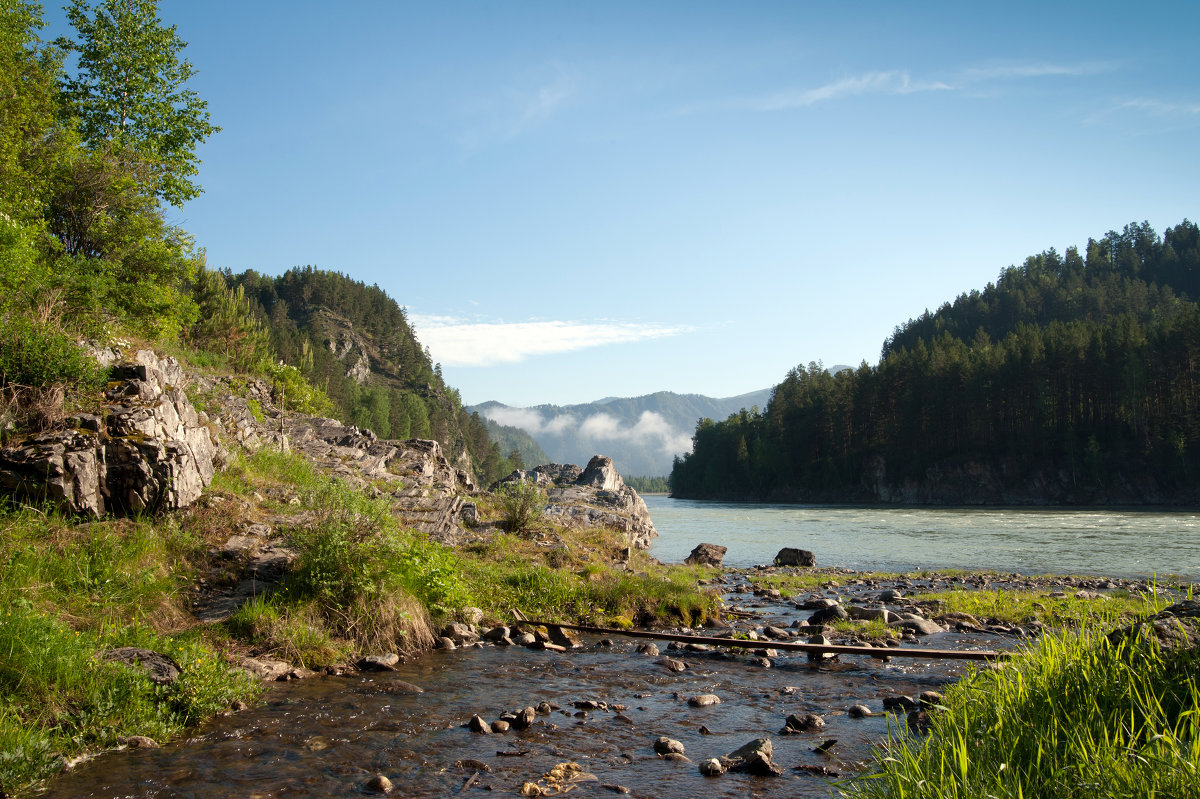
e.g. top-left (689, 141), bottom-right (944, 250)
top-left (510, 611), bottom-right (1006, 661)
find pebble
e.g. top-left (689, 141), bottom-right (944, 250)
top-left (848, 704), bottom-right (872, 718)
top-left (365, 774), bottom-right (394, 794)
top-left (699, 758), bottom-right (726, 777)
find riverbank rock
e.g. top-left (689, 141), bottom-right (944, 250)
top-left (500, 456), bottom-right (658, 550)
top-left (0, 350), bottom-right (217, 516)
top-left (100, 648), bottom-right (181, 685)
top-left (774, 548), bottom-right (816, 567)
top-left (685, 543), bottom-right (727, 567)
top-left (653, 737), bottom-right (686, 756)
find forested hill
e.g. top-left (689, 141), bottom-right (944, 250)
top-left (671, 220), bottom-right (1200, 505)
top-left (228, 267), bottom-right (522, 486)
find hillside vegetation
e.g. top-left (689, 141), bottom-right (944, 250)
top-left (672, 220), bottom-right (1200, 503)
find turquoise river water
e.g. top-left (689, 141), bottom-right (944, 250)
top-left (645, 496), bottom-right (1200, 580)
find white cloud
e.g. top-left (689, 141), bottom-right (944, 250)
top-left (1109, 98), bottom-right (1200, 117)
top-left (959, 61), bottom-right (1114, 82)
top-left (479, 406), bottom-right (693, 459)
top-left (753, 70), bottom-right (950, 110)
top-left (410, 315), bottom-right (689, 367)
top-left (580, 410), bottom-right (693, 457)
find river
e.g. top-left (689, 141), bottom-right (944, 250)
top-left (36, 502), bottom-right (1196, 798)
top-left (645, 497), bottom-right (1200, 580)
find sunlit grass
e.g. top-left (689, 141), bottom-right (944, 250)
top-left (842, 600), bottom-right (1198, 799)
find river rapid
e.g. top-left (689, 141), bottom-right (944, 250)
top-left (39, 503), bottom-right (1195, 797)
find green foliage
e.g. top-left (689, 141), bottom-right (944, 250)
top-left (0, 311), bottom-right (100, 389)
top-left (497, 479), bottom-right (546, 534)
top-left (263, 361), bottom-right (335, 417)
top-left (186, 262), bottom-right (272, 371)
top-left (624, 475), bottom-right (670, 493)
top-left (846, 612), bottom-right (1198, 798)
top-left (673, 220), bottom-right (1200, 501)
top-left (58, 0), bottom-right (218, 207)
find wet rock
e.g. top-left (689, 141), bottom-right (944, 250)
top-left (752, 657), bottom-right (772, 668)
top-left (125, 736), bottom-right (159, 749)
top-left (699, 758), bottom-right (726, 777)
top-left (687, 694), bottom-right (721, 708)
top-left (514, 633), bottom-right (537, 646)
top-left (877, 588), bottom-right (904, 602)
top-left (918, 691), bottom-right (944, 709)
top-left (907, 709), bottom-right (932, 732)
top-left (536, 702), bottom-right (556, 715)
top-left (685, 543), bottom-right (727, 567)
top-left (438, 637), bottom-right (457, 650)
top-left (797, 597), bottom-right (839, 610)
top-left (483, 625), bottom-right (511, 641)
top-left (698, 724), bottom-right (714, 735)
top-left (808, 604), bottom-right (848, 625)
top-left (653, 736), bottom-right (686, 756)
top-left (847, 606), bottom-right (892, 623)
top-left (468, 715), bottom-right (492, 734)
top-left (636, 643), bottom-right (660, 656)
top-left (904, 618), bottom-right (947, 636)
top-left (882, 696), bottom-right (917, 713)
top-left (365, 774), bottom-right (394, 794)
top-left (239, 656), bottom-right (291, 681)
top-left (657, 657), bottom-right (687, 672)
top-left (848, 704), bottom-right (872, 718)
top-left (100, 648), bottom-right (180, 685)
top-left (774, 547), bottom-right (816, 567)
top-left (513, 706), bottom-right (536, 730)
top-left (781, 713), bottom-right (825, 733)
top-left (763, 625), bottom-right (791, 640)
top-left (357, 654), bottom-right (400, 672)
top-left (661, 752), bottom-right (692, 763)
top-left (722, 738), bottom-right (782, 777)
top-left (440, 622), bottom-right (478, 644)
top-left (547, 626), bottom-right (582, 649)
top-left (491, 720), bottom-right (511, 733)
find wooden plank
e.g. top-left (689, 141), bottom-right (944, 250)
top-left (511, 613), bottom-right (1006, 661)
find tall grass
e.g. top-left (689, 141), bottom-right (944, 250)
top-left (0, 505), bottom-right (260, 794)
top-left (844, 607), bottom-right (1200, 798)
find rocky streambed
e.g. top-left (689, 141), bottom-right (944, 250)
top-left (39, 568), bottom-right (1160, 799)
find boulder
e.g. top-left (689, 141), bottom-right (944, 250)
top-left (721, 738), bottom-right (783, 777)
top-left (100, 647), bottom-right (181, 685)
top-left (774, 548), bottom-right (816, 567)
top-left (685, 543), bottom-right (727, 567)
top-left (0, 350), bottom-right (217, 517)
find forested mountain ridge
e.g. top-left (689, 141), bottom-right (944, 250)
top-left (671, 220), bottom-right (1200, 505)
top-left (470, 387), bottom-right (773, 477)
top-left (227, 267), bottom-right (523, 486)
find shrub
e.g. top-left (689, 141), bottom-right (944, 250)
top-left (497, 479), bottom-right (546, 534)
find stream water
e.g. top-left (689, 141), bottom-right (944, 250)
top-left (39, 504), bottom-right (1196, 797)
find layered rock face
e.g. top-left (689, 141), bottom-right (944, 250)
top-left (500, 455), bottom-right (658, 550)
top-left (0, 350), bottom-right (218, 516)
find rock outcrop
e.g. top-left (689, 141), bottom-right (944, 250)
top-left (499, 455), bottom-right (658, 550)
top-left (0, 350), bottom-right (217, 516)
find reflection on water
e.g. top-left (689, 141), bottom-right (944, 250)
top-left (646, 497), bottom-right (1200, 579)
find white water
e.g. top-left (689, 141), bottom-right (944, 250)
top-left (645, 496), bottom-right (1200, 579)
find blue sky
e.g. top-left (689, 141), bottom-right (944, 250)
top-left (47, 1), bottom-right (1200, 406)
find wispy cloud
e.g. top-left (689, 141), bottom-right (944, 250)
top-left (457, 64), bottom-right (577, 152)
top-left (680, 59), bottom-right (1112, 117)
top-left (410, 315), bottom-right (689, 367)
top-left (1107, 98), bottom-right (1200, 117)
top-left (751, 70), bottom-right (950, 110)
top-left (959, 61), bottom-right (1115, 82)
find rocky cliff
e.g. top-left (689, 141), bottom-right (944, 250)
top-left (498, 455), bottom-right (658, 550)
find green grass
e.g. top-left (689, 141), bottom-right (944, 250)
top-left (843, 603), bottom-right (1199, 799)
top-left (0, 505), bottom-right (261, 794)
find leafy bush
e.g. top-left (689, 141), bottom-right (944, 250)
top-left (0, 313), bottom-right (100, 390)
top-left (497, 479), bottom-right (546, 534)
top-left (263, 361), bottom-right (335, 417)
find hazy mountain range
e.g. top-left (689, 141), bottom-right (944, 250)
top-left (468, 388), bottom-right (774, 477)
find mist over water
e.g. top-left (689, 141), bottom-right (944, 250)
top-left (645, 497), bottom-right (1200, 579)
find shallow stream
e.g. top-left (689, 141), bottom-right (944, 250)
top-left (42, 576), bottom-right (1006, 798)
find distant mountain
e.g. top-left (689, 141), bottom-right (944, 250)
top-left (469, 388), bottom-right (772, 477)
